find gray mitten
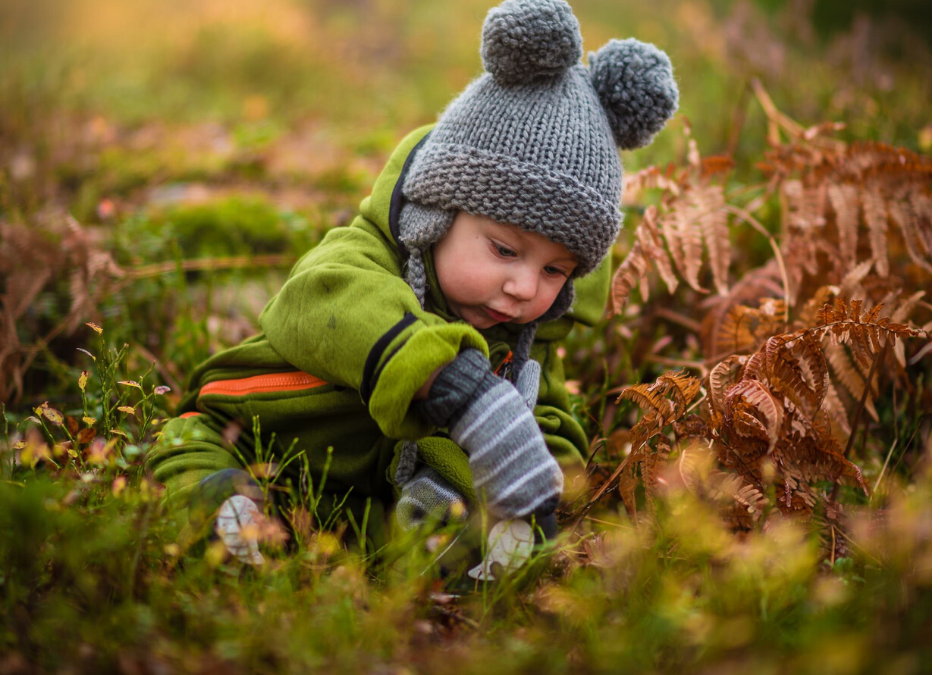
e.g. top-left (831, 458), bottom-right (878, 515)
top-left (418, 350), bottom-right (562, 520)
top-left (397, 465), bottom-right (469, 531)
top-left (514, 359), bottom-right (541, 411)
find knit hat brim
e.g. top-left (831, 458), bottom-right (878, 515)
top-left (402, 140), bottom-right (622, 276)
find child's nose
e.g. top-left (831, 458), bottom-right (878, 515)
top-left (504, 268), bottom-right (539, 301)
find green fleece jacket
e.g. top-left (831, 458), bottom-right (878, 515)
top-left (147, 125), bottom-right (612, 520)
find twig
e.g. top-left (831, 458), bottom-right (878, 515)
top-left (726, 82), bottom-right (752, 157)
top-left (725, 204), bottom-right (791, 323)
top-left (431, 605), bottom-right (480, 630)
top-left (646, 355), bottom-right (708, 377)
top-left (870, 436), bottom-right (899, 499)
top-left (128, 254), bottom-right (298, 280)
top-left (654, 307), bottom-right (701, 333)
top-left (586, 516), bottom-right (632, 530)
top-left (830, 526), bottom-right (836, 566)
top-left (844, 346), bottom-right (887, 460)
top-left (750, 78), bottom-right (845, 153)
top-left (131, 343), bottom-right (183, 396)
top-left (568, 450), bottom-right (638, 533)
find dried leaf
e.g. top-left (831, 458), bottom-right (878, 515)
top-left (76, 348), bottom-right (97, 362)
top-left (86, 322), bottom-right (103, 334)
top-left (39, 402), bottom-right (64, 426)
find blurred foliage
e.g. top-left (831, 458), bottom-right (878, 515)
top-left (0, 0), bottom-right (931, 672)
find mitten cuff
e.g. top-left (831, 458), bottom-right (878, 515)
top-left (416, 348), bottom-right (492, 427)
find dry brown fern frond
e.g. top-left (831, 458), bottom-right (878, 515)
top-left (616, 369), bottom-right (702, 448)
top-left (761, 138), bottom-right (931, 301)
top-left (613, 122), bottom-right (734, 310)
top-left (712, 297), bottom-right (788, 356)
top-left (0, 212), bottom-right (124, 403)
top-left (699, 261), bottom-right (786, 359)
top-left (611, 205), bottom-right (678, 310)
top-left (677, 440), bottom-right (769, 530)
top-left (611, 370), bottom-right (703, 516)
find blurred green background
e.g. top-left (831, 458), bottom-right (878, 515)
top-left (0, 0), bottom-right (931, 221)
top-left (0, 0), bottom-right (931, 400)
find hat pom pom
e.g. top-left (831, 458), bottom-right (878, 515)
top-left (481, 0), bottom-right (582, 86)
top-left (589, 38), bottom-right (679, 150)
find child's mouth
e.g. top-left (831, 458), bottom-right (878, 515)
top-left (482, 306), bottom-right (514, 322)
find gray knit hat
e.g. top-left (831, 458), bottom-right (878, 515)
top-left (398, 0), bottom-right (678, 371)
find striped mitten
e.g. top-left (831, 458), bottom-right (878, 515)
top-left (418, 350), bottom-right (563, 520)
top-left (396, 465), bottom-right (469, 531)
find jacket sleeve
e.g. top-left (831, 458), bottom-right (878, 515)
top-left (258, 216), bottom-right (488, 441)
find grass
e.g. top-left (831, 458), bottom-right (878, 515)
top-left (0, 0), bottom-right (932, 672)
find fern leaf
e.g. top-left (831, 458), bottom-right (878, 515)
top-left (616, 383), bottom-right (674, 425)
top-left (611, 244), bottom-right (651, 309)
top-left (822, 386), bottom-right (851, 439)
top-left (696, 185), bottom-right (731, 295)
top-left (861, 190), bottom-right (890, 277)
top-left (664, 201), bottom-right (705, 291)
top-left (911, 190), bottom-right (932, 253)
top-left (659, 370), bottom-right (703, 411)
top-left (888, 198), bottom-right (932, 272)
top-left (611, 207), bottom-right (679, 311)
top-left (890, 291), bottom-right (926, 325)
top-left (707, 355), bottom-right (748, 419)
top-left (824, 341), bottom-right (878, 420)
top-left (724, 379), bottom-right (784, 453)
top-left (827, 183), bottom-right (859, 269)
top-left (715, 305), bottom-right (759, 354)
top-left (638, 208), bottom-right (681, 294)
top-left (840, 259), bottom-right (875, 297)
top-left (862, 303), bottom-right (884, 323)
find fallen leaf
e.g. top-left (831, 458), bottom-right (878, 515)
top-left (39, 402), bottom-right (64, 426)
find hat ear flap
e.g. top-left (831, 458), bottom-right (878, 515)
top-left (589, 38), bottom-right (679, 150)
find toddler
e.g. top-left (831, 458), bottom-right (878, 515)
top-left (147, 0), bottom-right (678, 568)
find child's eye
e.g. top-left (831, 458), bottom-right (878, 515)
top-left (491, 241), bottom-right (516, 258)
top-left (544, 266), bottom-right (569, 278)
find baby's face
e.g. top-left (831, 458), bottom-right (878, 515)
top-left (432, 212), bottom-right (577, 330)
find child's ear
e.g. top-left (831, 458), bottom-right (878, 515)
top-left (588, 38), bottom-right (679, 150)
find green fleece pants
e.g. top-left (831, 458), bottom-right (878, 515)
top-left (148, 379), bottom-right (477, 550)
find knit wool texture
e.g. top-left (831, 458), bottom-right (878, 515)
top-left (397, 465), bottom-right (469, 531)
top-left (400, 64), bottom-right (624, 277)
top-left (440, 350), bottom-right (564, 519)
top-left (400, 0), bottom-right (679, 277)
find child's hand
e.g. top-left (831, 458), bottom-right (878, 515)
top-left (396, 465), bottom-right (468, 531)
top-left (417, 350), bottom-right (562, 520)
